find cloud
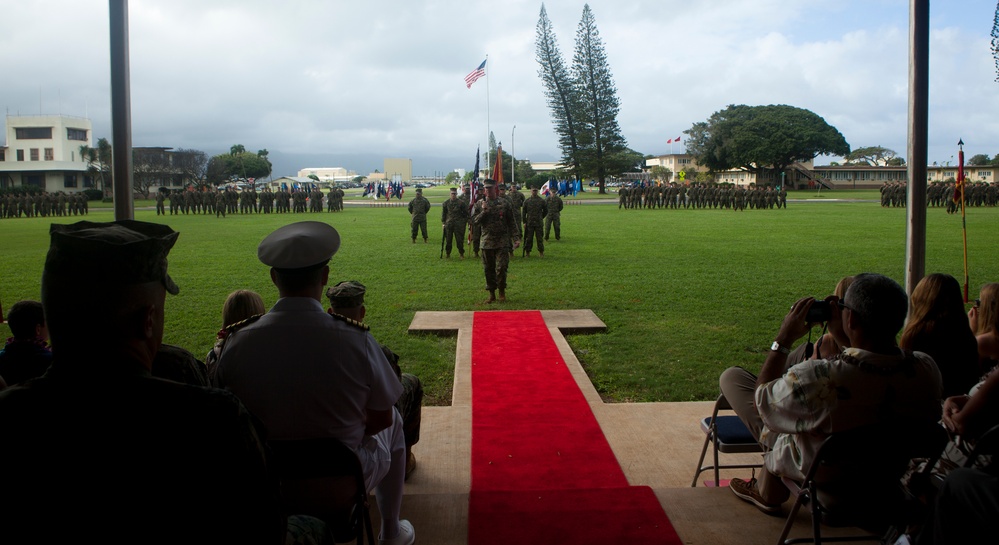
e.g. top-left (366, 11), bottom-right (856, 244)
top-left (3, 0), bottom-right (997, 175)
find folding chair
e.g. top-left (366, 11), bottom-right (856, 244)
top-left (691, 393), bottom-right (764, 487)
top-left (776, 420), bottom-right (949, 545)
top-left (269, 438), bottom-right (376, 545)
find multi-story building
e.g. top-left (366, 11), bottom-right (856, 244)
top-left (0, 114), bottom-right (94, 192)
top-left (383, 158), bottom-right (412, 183)
top-left (644, 153), bottom-right (998, 189)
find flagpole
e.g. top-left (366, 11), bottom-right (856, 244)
top-left (485, 54), bottom-right (491, 180)
top-left (959, 139), bottom-right (970, 302)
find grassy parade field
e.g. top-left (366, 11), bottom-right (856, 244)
top-left (1, 192), bottom-right (994, 405)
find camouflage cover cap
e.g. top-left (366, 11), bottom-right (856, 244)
top-left (258, 221), bottom-right (340, 269)
top-left (483, 178), bottom-right (497, 188)
top-left (45, 220), bottom-right (180, 295)
top-left (415, 188), bottom-right (423, 193)
top-left (325, 280), bottom-right (366, 308)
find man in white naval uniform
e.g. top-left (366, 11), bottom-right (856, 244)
top-left (213, 221), bottom-right (415, 545)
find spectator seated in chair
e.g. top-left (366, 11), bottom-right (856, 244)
top-left (0, 300), bottom-right (52, 387)
top-left (900, 273), bottom-right (981, 398)
top-left (969, 282), bottom-right (999, 374)
top-left (915, 363), bottom-right (999, 544)
top-left (719, 272), bottom-right (943, 515)
top-left (212, 222), bottom-right (416, 545)
top-left (326, 280), bottom-right (423, 481)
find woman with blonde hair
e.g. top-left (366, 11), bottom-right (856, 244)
top-left (205, 290), bottom-right (266, 373)
top-left (969, 282), bottom-right (999, 373)
top-left (900, 273), bottom-right (980, 397)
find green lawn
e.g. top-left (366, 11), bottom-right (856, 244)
top-left (1, 192), bottom-right (993, 405)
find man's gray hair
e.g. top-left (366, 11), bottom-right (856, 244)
top-left (843, 273), bottom-right (908, 340)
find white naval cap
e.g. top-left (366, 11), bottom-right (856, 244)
top-left (257, 221), bottom-right (341, 269)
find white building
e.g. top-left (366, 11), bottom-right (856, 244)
top-left (297, 167), bottom-right (357, 184)
top-left (0, 114), bottom-right (94, 192)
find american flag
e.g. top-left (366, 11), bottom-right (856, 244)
top-left (465, 59), bottom-right (486, 89)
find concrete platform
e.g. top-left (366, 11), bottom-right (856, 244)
top-left (392, 310), bottom-right (873, 545)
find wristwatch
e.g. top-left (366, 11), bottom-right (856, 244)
top-left (771, 341), bottom-right (791, 355)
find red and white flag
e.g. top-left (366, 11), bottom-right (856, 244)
top-left (465, 59), bottom-right (486, 89)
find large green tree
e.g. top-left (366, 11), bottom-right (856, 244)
top-left (535, 3), bottom-right (628, 193)
top-left (967, 153), bottom-right (991, 166)
top-left (685, 104), bottom-right (850, 180)
top-left (845, 146), bottom-right (900, 166)
top-left (572, 4), bottom-right (627, 194)
top-left (206, 151), bottom-right (272, 186)
top-left (536, 3), bottom-right (583, 177)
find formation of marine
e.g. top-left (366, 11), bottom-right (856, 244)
top-left (881, 181), bottom-right (999, 210)
top-left (158, 186), bottom-right (347, 217)
top-left (1, 191), bottom-right (89, 219)
top-left (618, 182), bottom-right (787, 211)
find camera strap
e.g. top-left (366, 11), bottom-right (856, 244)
top-left (804, 322), bottom-right (829, 360)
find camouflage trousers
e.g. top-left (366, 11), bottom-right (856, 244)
top-left (397, 373), bottom-right (423, 448)
top-left (481, 248), bottom-right (510, 292)
top-left (470, 224), bottom-right (482, 254)
top-left (411, 217), bottom-right (428, 240)
top-left (545, 216), bottom-right (561, 240)
top-left (523, 223), bottom-right (544, 254)
top-left (444, 223), bottom-right (466, 257)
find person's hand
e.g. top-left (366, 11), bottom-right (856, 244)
top-left (969, 305), bottom-right (979, 333)
top-left (943, 394), bottom-right (972, 434)
top-left (514, 239), bottom-right (521, 249)
top-left (775, 297), bottom-right (817, 346)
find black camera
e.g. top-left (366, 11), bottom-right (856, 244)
top-left (806, 300), bottom-right (832, 322)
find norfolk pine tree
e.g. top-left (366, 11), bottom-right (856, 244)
top-left (572, 4), bottom-right (627, 194)
top-left (536, 4), bottom-right (584, 179)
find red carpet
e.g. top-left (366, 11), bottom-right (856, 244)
top-left (468, 311), bottom-right (682, 544)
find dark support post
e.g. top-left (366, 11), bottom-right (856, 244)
top-left (109, 0), bottom-right (134, 220)
top-left (905, 0), bottom-right (929, 295)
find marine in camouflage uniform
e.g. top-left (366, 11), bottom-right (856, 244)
top-left (466, 184), bottom-right (484, 257)
top-left (440, 187), bottom-right (468, 258)
top-left (259, 187), bottom-right (273, 213)
top-left (521, 186), bottom-right (547, 257)
top-left (544, 188), bottom-right (564, 241)
top-left (215, 189), bottom-right (227, 218)
top-left (508, 185), bottom-right (526, 239)
top-left (407, 188), bottom-right (431, 243)
top-left (472, 179), bottom-right (520, 303)
top-left (335, 187), bottom-right (345, 211)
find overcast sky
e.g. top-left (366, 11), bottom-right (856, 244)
top-left (4, 0), bottom-right (998, 177)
